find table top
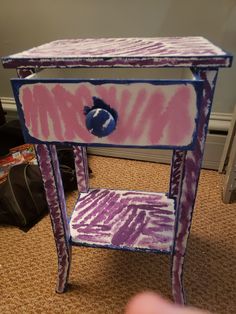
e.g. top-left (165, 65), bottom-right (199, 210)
top-left (2, 37), bottom-right (232, 69)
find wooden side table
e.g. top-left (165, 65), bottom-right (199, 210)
top-left (2, 37), bottom-right (232, 304)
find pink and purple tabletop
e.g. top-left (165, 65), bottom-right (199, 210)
top-left (2, 37), bottom-right (232, 68)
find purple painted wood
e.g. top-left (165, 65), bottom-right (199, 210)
top-left (17, 68), bottom-right (72, 293)
top-left (49, 145), bottom-right (70, 239)
top-left (35, 144), bottom-right (71, 293)
top-left (70, 188), bottom-right (175, 253)
top-left (169, 150), bottom-right (186, 200)
top-left (2, 37), bottom-right (232, 69)
top-left (171, 70), bottom-right (218, 304)
top-left (3, 37), bottom-right (232, 302)
top-left (73, 146), bottom-right (89, 193)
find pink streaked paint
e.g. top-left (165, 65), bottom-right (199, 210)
top-left (19, 81), bottom-right (199, 147)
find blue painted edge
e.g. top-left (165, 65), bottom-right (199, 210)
top-left (11, 78), bottom-right (203, 151)
top-left (70, 240), bottom-right (172, 255)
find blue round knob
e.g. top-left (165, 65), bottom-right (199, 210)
top-left (85, 108), bottom-right (117, 137)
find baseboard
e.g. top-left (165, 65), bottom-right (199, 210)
top-left (87, 134), bottom-right (226, 170)
top-left (1, 97), bottom-right (18, 121)
top-left (1, 97), bottom-right (231, 170)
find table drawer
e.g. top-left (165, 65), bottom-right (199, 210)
top-left (12, 76), bottom-right (203, 149)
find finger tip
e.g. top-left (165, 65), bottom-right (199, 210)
top-left (125, 291), bottom-right (171, 314)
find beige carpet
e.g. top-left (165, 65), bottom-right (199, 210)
top-left (0, 156), bottom-right (236, 314)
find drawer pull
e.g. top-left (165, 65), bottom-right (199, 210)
top-left (84, 97), bottom-right (117, 138)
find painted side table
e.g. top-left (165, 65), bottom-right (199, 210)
top-left (2, 37), bottom-right (232, 304)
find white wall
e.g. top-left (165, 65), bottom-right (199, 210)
top-left (0, 0), bottom-right (235, 112)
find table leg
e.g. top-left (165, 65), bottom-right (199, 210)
top-left (35, 144), bottom-right (71, 293)
top-left (16, 69), bottom-right (71, 292)
top-left (170, 69), bottom-right (218, 304)
top-left (169, 150), bottom-right (186, 201)
top-left (73, 146), bottom-right (89, 193)
top-left (17, 68), bottom-right (86, 292)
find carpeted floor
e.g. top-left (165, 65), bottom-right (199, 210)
top-left (0, 156), bottom-right (236, 314)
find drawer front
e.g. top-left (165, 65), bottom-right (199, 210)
top-left (12, 79), bottom-right (202, 149)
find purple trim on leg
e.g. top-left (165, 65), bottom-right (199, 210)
top-left (169, 150), bottom-right (186, 200)
top-left (35, 144), bottom-right (71, 293)
top-left (49, 145), bottom-right (70, 240)
top-left (82, 147), bottom-right (89, 188)
top-left (171, 69), bottom-right (218, 304)
top-left (73, 146), bottom-right (89, 193)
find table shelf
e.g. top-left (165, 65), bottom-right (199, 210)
top-left (70, 188), bottom-right (176, 254)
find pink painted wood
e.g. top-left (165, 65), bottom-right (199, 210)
top-left (17, 68), bottom-right (90, 244)
top-left (17, 81), bottom-right (199, 148)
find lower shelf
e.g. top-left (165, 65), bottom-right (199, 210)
top-left (69, 188), bottom-right (176, 254)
